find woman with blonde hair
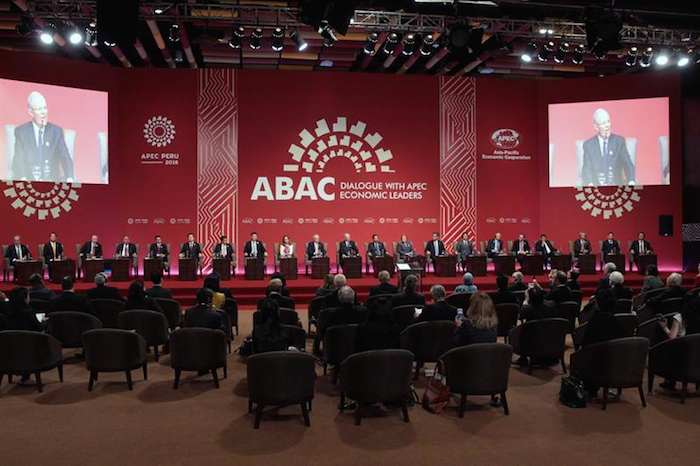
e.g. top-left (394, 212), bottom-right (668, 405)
top-left (453, 292), bottom-right (498, 347)
top-left (279, 235), bottom-right (294, 259)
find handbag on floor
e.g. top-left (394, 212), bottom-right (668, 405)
top-left (559, 375), bottom-right (587, 408)
top-left (422, 363), bottom-right (450, 414)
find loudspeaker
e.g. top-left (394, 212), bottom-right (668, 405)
top-left (659, 215), bottom-right (673, 237)
top-left (97, 0), bottom-right (139, 46)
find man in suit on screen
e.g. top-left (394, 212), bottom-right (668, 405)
top-left (80, 235), bottom-right (103, 259)
top-left (424, 232), bottom-right (446, 258)
top-left (5, 235), bottom-right (31, 264)
top-left (573, 232), bottom-right (592, 256)
top-left (11, 91), bottom-right (74, 182)
top-left (629, 231), bottom-right (654, 257)
top-left (535, 234), bottom-right (557, 268)
top-left (43, 232), bottom-right (64, 262)
top-left (179, 233), bottom-right (203, 260)
top-left (306, 234), bottom-right (326, 260)
top-left (581, 108), bottom-right (635, 187)
top-left (213, 235), bottom-right (234, 260)
top-left (149, 235), bottom-right (169, 261)
top-left (339, 233), bottom-right (359, 258)
top-left (244, 232), bottom-right (266, 259)
top-left (601, 232), bottom-right (621, 256)
top-left (115, 236), bottom-right (137, 258)
top-left (487, 232), bottom-right (504, 258)
top-left (366, 234), bottom-right (386, 258)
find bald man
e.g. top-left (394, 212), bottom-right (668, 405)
top-left (11, 91), bottom-right (74, 182)
top-left (581, 108), bottom-right (635, 186)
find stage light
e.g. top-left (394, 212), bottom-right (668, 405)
top-left (402, 33), bottom-right (417, 56)
top-left (539, 27), bottom-right (554, 35)
top-left (154, 8), bottom-right (164, 15)
top-left (543, 40), bottom-right (555, 52)
top-left (521, 41), bottom-right (537, 62)
top-left (228, 26), bottom-right (244, 49)
top-left (521, 53), bottom-right (532, 63)
top-left (68, 27), bottom-right (83, 45)
top-left (677, 50), bottom-right (690, 67)
top-left (625, 46), bottom-right (638, 67)
top-left (363, 32), bottom-right (378, 55)
top-left (420, 34), bottom-right (436, 56)
top-left (39, 25), bottom-right (55, 45)
top-left (271, 27), bottom-right (285, 52)
top-left (84, 22), bottom-right (98, 46)
top-left (168, 24), bottom-right (180, 43)
top-left (538, 27), bottom-right (547, 35)
top-left (538, 43), bottom-right (550, 62)
top-left (318, 21), bottom-right (337, 47)
top-left (250, 27), bottom-right (263, 50)
top-left (383, 32), bottom-right (399, 55)
top-left (103, 40), bottom-right (116, 47)
top-left (291, 30), bottom-right (308, 52)
top-left (655, 50), bottom-right (669, 66)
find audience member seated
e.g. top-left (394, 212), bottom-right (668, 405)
top-left (50, 276), bottom-right (92, 314)
top-left (267, 272), bottom-right (291, 297)
top-left (641, 264), bottom-right (664, 292)
top-left (647, 273), bottom-right (687, 309)
top-left (545, 270), bottom-right (572, 304)
top-left (259, 278), bottom-right (295, 310)
top-left (4, 287), bottom-right (41, 331)
top-left (356, 300), bottom-right (401, 351)
top-left (252, 298), bottom-right (292, 353)
top-left (454, 272), bottom-right (478, 294)
top-left (145, 272), bottom-right (172, 299)
top-left (203, 274), bottom-right (226, 310)
top-left (369, 270), bottom-right (399, 296)
top-left (565, 269), bottom-right (581, 291)
top-left (416, 285), bottom-right (457, 322)
top-left (28, 274), bottom-right (55, 301)
top-left (391, 274), bottom-right (425, 308)
top-left (184, 288), bottom-right (225, 332)
top-left (508, 271), bottom-right (527, 292)
top-left (520, 286), bottom-right (557, 322)
top-left (315, 274), bottom-right (335, 297)
top-left (324, 274), bottom-right (350, 308)
top-left (205, 272), bottom-right (234, 300)
top-left (453, 292), bottom-right (498, 347)
top-left (328, 286), bottom-right (366, 327)
top-left (491, 274), bottom-right (519, 305)
top-left (86, 273), bottom-right (124, 301)
top-left (684, 292), bottom-right (700, 336)
top-left (609, 271), bottom-right (633, 301)
top-left (596, 262), bottom-right (617, 291)
top-left (125, 280), bottom-right (162, 312)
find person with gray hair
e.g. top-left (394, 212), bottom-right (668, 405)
top-left (86, 272), bottom-right (124, 301)
top-left (11, 90), bottom-right (74, 182)
top-left (596, 262), bottom-right (617, 291)
top-left (645, 272), bottom-right (688, 313)
top-left (369, 270), bottom-right (399, 296)
top-left (327, 286), bottom-right (367, 328)
top-left (581, 107), bottom-right (635, 186)
top-left (416, 284), bottom-right (457, 322)
top-left (454, 272), bottom-right (478, 294)
top-left (324, 273), bottom-right (352, 308)
top-left (509, 271), bottom-right (527, 291)
top-left (609, 270), bottom-right (633, 301)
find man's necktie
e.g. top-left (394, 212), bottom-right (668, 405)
top-left (123, 245), bottom-right (128, 256)
top-left (640, 241), bottom-right (644, 254)
top-left (51, 242), bottom-right (56, 257)
top-left (16, 245), bottom-right (22, 260)
top-left (90, 243), bottom-right (95, 255)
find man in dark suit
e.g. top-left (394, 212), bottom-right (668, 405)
top-left (184, 288), bottom-right (225, 332)
top-left (581, 108), bottom-right (635, 186)
top-left (179, 233), bottom-right (203, 260)
top-left (369, 270), bottom-right (399, 296)
top-left (80, 235), bottom-right (103, 259)
top-left (511, 234), bottom-right (530, 255)
top-left (534, 234), bottom-right (557, 267)
top-left (243, 232), bottom-right (266, 259)
top-left (115, 235), bottom-right (137, 258)
top-left (486, 232), bottom-right (504, 258)
top-left (391, 274), bottom-right (425, 308)
top-left (86, 273), bottom-right (124, 301)
top-left (601, 232), bottom-right (621, 256)
top-left (148, 235), bottom-right (169, 263)
top-left (328, 286), bottom-right (366, 327)
top-left (339, 233), bottom-right (359, 258)
top-left (629, 231), bottom-right (654, 257)
top-left (492, 274), bottom-right (519, 305)
top-left (213, 235), bottom-right (234, 260)
top-left (43, 232), bottom-right (64, 262)
top-left (424, 232), bottom-right (446, 259)
top-left (258, 278), bottom-right (295, 309)
top-left (306, 234), bottom-right (327, 260)
top-left (454, 232), bottom-right (475, 261)
top-left (11, 91), bottom-right (74, 182)
top-left (545, 270), bottom-right (572, 304)
top-left (596, 263), bottom-right (617, 291)
top-left (366, 234), bottom-right (386, 259)
top-left (416, 285), bottom-right (457, 322)
top-left (608, 271), bottom-right (633, 301)
top-left (5, 235), bottom-right (31, 264)
top-left (28, 273), bottom-right (54, 301)
top-left (324, 274), bottom-right (348, 309)
top-left (573, 232), bottom-right (592, 256)
top-left (50, 276), bottom-right (92, 314)
top-left (146, 272), bottom-right (172, 299)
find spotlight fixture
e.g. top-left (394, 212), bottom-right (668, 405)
top-left (39, 25), bottom-right (55, 45)
top-left (640, 46), bottom-right (653, 67)
top-left (84, 22), bottom-right (97, 46)
top-left (363, 32), bottom-right (378, 55)
top-left (538, 43), bottom-right (550, 62)
top-left (420, 34), bottom-right (436, 56)
top-left (103, 40), bottom-right (116, 47)
top-left (625, 46), bottom-right (638, 67)
top-left (554, 42), bottom-right (570, 64)
top-left (521, 41), bottom-right (538, 62)
top-left (250, 27), bottom-right (263, 50)
top-left (228, 26), bottom-right (244, 49)
top-left (68, 27), bottom-right (83, 46)
top-left (154, 7), bottom-right (164, 15)
top-left (318, 20), bottom-right (337, 47)
top-left (677, 50), bottom-right (690, 67)
top-left (271, 27), bottom-right (285, 52)
top-left (539, 27), bottom-right (554, 35)
top-left (543, 40), bottom-right (555, 52)
top-left (571, 44), bottom-right (585, 64)
top-left (593, 44), bottom-right (607, 60)
top-left (402, 33), bottom-right (417, 56)
top-left (383, 32), bottom-right (399, 55)
top-left (168, 24), bottom-right (180, 43)
top-left (655, 50), bottom-right (669, 66)
top-left (291, 30), bottom-right (308, 52)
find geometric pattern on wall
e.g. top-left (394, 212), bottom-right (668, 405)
top-left (197, 68), bottom-right (238, 271)
top-left (439, 75), bottom-right (477, 246)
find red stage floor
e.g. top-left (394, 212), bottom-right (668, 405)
top-left (2, 271), bottom-right (696, 306)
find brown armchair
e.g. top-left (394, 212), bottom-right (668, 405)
top-left (509, 318), bottom-right (569, 374)
top-left (118, 310), bottom-right (170, 361)
top-left (400, 321), bottom-right (455, 379)
top-left (323, 324), bottom-right (358, 384)
top-left (82, 328), bottom-right (147, 391)
top-left (170, 328), bottom-right (227, 389)
top-left (648, 334), bottom-right (700, 403)
top-left (0, 330), bottom-right (63, 392)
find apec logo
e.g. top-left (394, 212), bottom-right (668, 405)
top-left (490, 128), bottom-right (520, 149)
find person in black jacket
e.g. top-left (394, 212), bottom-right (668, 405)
top-left (391, 274), bottom-right (425, 308)
top-left (416, 285), bottom-right (457, 322)
top-left (184, 288), bottom-right (225, 331)
top-left (609, 271), bottom-right (633, 301)
top-left (125, 280), bottom-right (161, 312)
top-left (50, 276), bottom-right (92, 314)
top-left (324, 274), bottom-right (349, 309)
top-left (565, 269), bottom-right (581, 291)
top-left (268, 272), bottom-right (291, 297)
top-left (545, 270), bottom-right (572, 304)
top-left (28, 273), bottom-right (55, 302)
top-left (491, 274), bottom-right (519, 305)
top-left (5, 287), bottom-right (41, 331)
top-left (86, 273), bottom-right (124, 301)
top-left (328, 286), bottom-right (366, 327)
top-left (454, 292), bottom-right (498, 347)
top-left (520, 286), bottom-right (557, 322)
top-left (369, 270), bottom-right (399, 297)
top-left (252, 298), bottom-right (291, 353)
top-left (146, 272), bottom-right (172, 299)
top-left (258, 278), bottom-right (295, 310)
top-left (508, 271), bottom-right (527, 292)
top-left (596, 262), bottom-right (617, 291)
top-left (356, 300), bottom-right (401, 351)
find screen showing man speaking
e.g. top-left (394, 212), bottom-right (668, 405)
top-left (548, 97), bottom-right (670, 187)
top-left (0, 78), bottom-right (108, 184)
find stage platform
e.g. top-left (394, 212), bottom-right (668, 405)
top-left (1, 271), bottom-right (696, 307)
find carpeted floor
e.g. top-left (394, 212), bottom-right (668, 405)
top-left (1, 312), bottom-right (699, 466)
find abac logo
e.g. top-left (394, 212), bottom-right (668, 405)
top-left (251, 116), bottom-right (394, 201)
top-left (575, 185), bottom-right (643, 220)
top-left (490, 128), bottom-right (520, 149)
top-left (143, 116), bottom-right (176, 147)
top-left (3, 181), bottom-right (80, 220)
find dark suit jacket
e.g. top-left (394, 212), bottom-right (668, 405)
top-left (180, 242), bottom-right (202, 258)
top-left (4, 244), bottom-right (31, 263)
top-left (535, 240), bottom-right (556, 256)
top-left (244, 240), bottom-right (266, 258)
top-left (424, 239), bottom-right (446, 257)
top-left (486, 239), bottom-right (503, 257)
top-left (146, 285), bottom-right (172, 299)
top-left (582, 312), bottom-right (626, 347)
top-left (328, 304), bottom-right (367, 328)
top-left (601, 239), bottom-right (621, 256)
top-left (29, 287), bottom-right (55, 302)
top-left (213, 243), bottom-right (234, 260)
top-left (184, 305), bottom-right (225, 331)
top-left (416, 300), bottom-right (457, 322)
top-left (43, 241), bottom-right (64, 261)
top-left (50, 291), bottom-right (92, 314)
top-left (565, 279), bottom-right (581, 291)
top-left (80, 241), bottom-right (103, 258)
top-left (149, 243), bottom-right (169, 260)
top-left (339, 240), bottom-right (359, 257)
top-left (545, 285), bottom-right (573, 304)
top-left (511, 239), bottom-right (530, 254)
top-left (86, 285), bottom-right (123, 302)
top-left (115, 243), bottom-right (137, 257)
top-left (491, 289), bottom-right (519, 305)
top-left (573, 239), bottom-right (592, 256)
top-left (258, 293), bottom-right (295, 310)
top-left (369, 282), bottom-right (399, 297)
top-left (367, 241), bottom-right (386, 257)
top-left (391, 292), bottom-right (426, 308)
top-left (581, 133), bottom-right (635, 186)
top-left (455, 240), bottom-right (475, 259)
top-left (630, 239), bottom-right (653, 255)
top-left (610, 284), bottom-right (633, 301)
top-left (306, 241), bottom-right (326, 260)
top-left (12, 122), bottom-right (74, 181)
